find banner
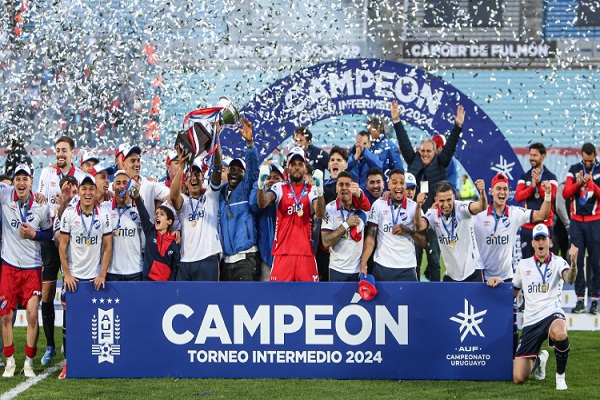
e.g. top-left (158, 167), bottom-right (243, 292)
top-left (403, 41), bottom-right (557, 59)
top-left (68, 282), bottom-right (513, 380)
top-left (220, 59), bottom-right (524, 194)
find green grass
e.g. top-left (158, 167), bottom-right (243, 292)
top-left (0, 328), bottom-right (598, 399)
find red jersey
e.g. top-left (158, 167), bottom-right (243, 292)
top-left (270, 181), bottom-right (318, 256)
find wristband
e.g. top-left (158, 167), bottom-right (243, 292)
top-left (544, 193), bottom-right (551, 202)
top-left (342, 222), bottom-right (350, 231)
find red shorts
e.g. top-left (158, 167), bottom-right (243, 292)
top-left (270, 255), bottom-right (319, 282)
top-left (0, 263), bottom-right (42, 316)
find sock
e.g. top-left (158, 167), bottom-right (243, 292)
top-left (42, 301), bottom-right (56, 348)
top-left (531, 355), bottom-right (540, 373)
top-left (25, 345), bottom-right (36, 359)
top-left (554, 337), bottom-right (570, 374)
top-left (3, 344), bottom-right (14, 358)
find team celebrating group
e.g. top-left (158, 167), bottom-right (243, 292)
top-left (0, 99), bottom-right (598, 388)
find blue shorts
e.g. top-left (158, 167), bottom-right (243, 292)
top-left (515, 313), bottom-right (565, 359)
top-left (329, 269), bottom-right (359, 282)
top-left (373, 263), bottom-right (418, 282)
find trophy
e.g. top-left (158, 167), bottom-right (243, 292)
top-left (176, 96), bottom-right (241, 167)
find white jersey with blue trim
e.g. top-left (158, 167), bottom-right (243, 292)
top-left (423, 200), bottom-right (484, 281)
top-left (177, 184), bottom-right (222, 262)
top-left (101, 200), bottom-right (143, 276)
top-left (368, 196), bottom-right (418, 270)
top-left (322, 199), bottom-right (366, 274)
top-left (60, 203), bottom-right (112, 280)
top-left (513, 254), bottom-right (569, 327)
top-left (473, 205), bottom-right (532, 280)
top-left (0, 186), bottom-right (52, 269)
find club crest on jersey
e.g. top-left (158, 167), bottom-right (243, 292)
top-left (93, 220), bottom-right (102, 230)
top-left (26, 214), bottom-right (35, 223)
top-left (91, 300), bottom-right (121, 364)
top-left (501, 217), bottom-right (510, 228)
top-left (129, 211), bottom-right (138, 221)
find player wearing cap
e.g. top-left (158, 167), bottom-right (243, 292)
top-left (415, 179), bottom-right (487, 282)
top-left (79, 151), bottom-right (99, 174)
top-left (102, 170), bottom-right (143, 281)
top-left (219, 118), bottom-right (260, 281)
top-left (58, 174), bottom-right (112, 379)
top-left (250, 161), bottom-right (286, 281)
top-left (0, 165), bottom-right (52, 377)
top-left (170, 140), bottom-right (223, 281)
top-left (159, 150), bottom-right (180, 188)
top-left (488, 224), bottom-right (578, 391)
top-left (359, 169), bottom-right (426, 281)
top-left (90, 163), bottom-right (115, 204)
top-left (475, 174), bottom-right (552, 281)
top-left (37, 136), bottom-right (85, 367)
top-left (475, 173), bottom-right (551, 355)
top-left (257, 147), bottom-right (325, 282)
top-left (321, 171), bottom-right (368, 281)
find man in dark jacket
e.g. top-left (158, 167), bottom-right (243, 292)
top-left (293, 127), bottom-right (329, 173)
top-left (391, 100), bottom-right (465, 282)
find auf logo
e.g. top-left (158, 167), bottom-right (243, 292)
top-left (450, 299), bottom-right (487, 342)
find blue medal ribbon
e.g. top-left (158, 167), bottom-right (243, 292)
top-left (535, 254), bottom-right (551, 287)
top-left (389, 200), bottom-right (403, 227)
top-left (191, 195), bottom-right (205, 221)
top-left (441, 209), bottom-right (456, 243)
top-left (115, 204), bottom-right (131, 231)
top-left (491, 206), bottom-right (505, 236)
top-left (17, 195), bottom-right (33, 223)
top-left (288, 181), bottom-right (308, 212)
top-left (79, 205), bottom-right (97, 242)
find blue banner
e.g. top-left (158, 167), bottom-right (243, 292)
top-left (220, 59), bottom-right (524, 193)
top-left (68, 282), bottom-right (513, 380)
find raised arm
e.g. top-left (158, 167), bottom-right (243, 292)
top-left (170, 147), bottom-right (187, 211)
top-left (562, 244), bottom-right (578, 284)
top-left (468, 179), bottom-right (487, 214)
top-left (414, 192), bottom-right (429, 232)
top-left (438, 105), bottom-right (464, 168)
top-left (532, 181), bottom-right (552, 223)
top-left (391, 100), bottom-right (417, 164)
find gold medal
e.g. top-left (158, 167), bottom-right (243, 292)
top-left (85, 238), bottom-right (91, 246)
top-left (297, 208), bottom-right (304, 217)
top-left (541, 284), bottom-right (548, 293)
top-left (191, 220), bottom-right (197, 227)
top-left (113, 230), bottom-right (120, 237)
top-left (449, 240), bottom-right (456, 248)
top-left (227, 211), bottom-right (234, 218)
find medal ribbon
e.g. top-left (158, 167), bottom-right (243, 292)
top-left (535, 255), bottom-right (551, 286)
top-left (389, 201), bottom-right (403, 227)
top-left (115, 204), bottom-right (131, 231)
top-left (79, 205), bottom-right (97, 242)
top-left (579, 162), bottom-right (596, 205)
top-left (191, 195), bottom-right (205, 221)
top-left (441, 209), bottom-right (456, 242)
top-left (491, 206), bottom-right (505, 236)
top-left (289, 181), bottom-right (307, 212)
top-left (17, 194), bottom-right (34, 223)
